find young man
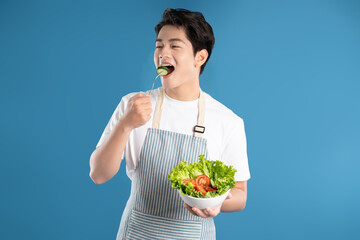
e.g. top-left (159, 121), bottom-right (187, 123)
top-left (90, 8), bottom-right (250, 239)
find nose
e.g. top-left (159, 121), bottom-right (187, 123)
top-left (158, 45), bottom-right (171, 60)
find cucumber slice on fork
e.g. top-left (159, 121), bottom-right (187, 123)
top-left (156, 66), bottom-right (169, 76)
top-left (151, 66), bottom-right (169, 90)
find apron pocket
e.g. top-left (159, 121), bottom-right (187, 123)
top-left (125, 209), bottom-right (202, 240)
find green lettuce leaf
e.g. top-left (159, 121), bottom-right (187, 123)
top-left (167, 155), bottom-right (237, 198)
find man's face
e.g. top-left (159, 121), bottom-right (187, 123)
top-left (154, 25), bottom-right (199, 90)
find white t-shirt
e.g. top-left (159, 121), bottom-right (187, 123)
top-left (96, 88), bottom-right (251, 182)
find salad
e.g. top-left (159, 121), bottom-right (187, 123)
top-left (167, 155), bottom-right (237, 198)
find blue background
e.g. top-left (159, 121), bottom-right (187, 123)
top-left (1, 0), bottom-right (359, 239)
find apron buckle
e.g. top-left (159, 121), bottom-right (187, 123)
top-left (194, 125), bottom-right (205, 134)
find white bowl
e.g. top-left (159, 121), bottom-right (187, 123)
top-left (178, 189), bottom-right (231, 210)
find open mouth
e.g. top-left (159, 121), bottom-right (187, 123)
top-left (161, 65), bottom-right (175, 75)
top-left (167, 66), bottom-right (175, 74)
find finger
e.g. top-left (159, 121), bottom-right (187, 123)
top-left (130, 93), bottom-right (151, 102)
top-left (129, 93), bottom-right (145, 100)
top-left (133, 96), bottom-right (152, 105)
top-left (226, 192), bottom-right (232, 200)
top-left (141, 114), bottom-right (152, 123)
top-left (141, 102), bottom-right (153, 110)
top-left (205, 207), bottom-right (220, 218)
top-left (184, 203), bottom-right (198, 216)
top-left (192, 207), bottom-right (208, 218)
top-left (143, 112), bottom-right (153, 120)
top-left (131, 99), bottom-right (152, 112)
top-left (143, 107), bottom-right (153, 115)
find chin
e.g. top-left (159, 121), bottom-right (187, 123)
top-left (161, 73), bottom-right (195, 90)
top-left (161, 76), bottom-right (179, 89)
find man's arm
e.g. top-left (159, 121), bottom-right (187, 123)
top-left (89, 93), bottom-right (152, 184)
top-left (220, 181), bottom-right (247, 212)
top-left (89, 119), bottom-right (132, 185)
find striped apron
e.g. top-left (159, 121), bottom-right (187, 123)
top-left (116, 87), bottom-right (216, 240)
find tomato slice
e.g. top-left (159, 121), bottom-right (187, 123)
top-left (194, 185), bottom-right (207, 196)
top-left (195, 175), bottom-right (210, 187)
top-left (204, 186), bottom-right (216, 192)
top-left (182, 178), bottom-right (196, 186)
top-left (213, 185), bottom-right (218, 190)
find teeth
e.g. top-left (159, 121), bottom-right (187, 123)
top-left (162, 64), bottom-right (173, 67)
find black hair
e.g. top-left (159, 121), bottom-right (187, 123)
top-left (155, 8), bottom-right (215, 75)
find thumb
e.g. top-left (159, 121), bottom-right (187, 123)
top-left (226, 192), bottom-right (232, 200)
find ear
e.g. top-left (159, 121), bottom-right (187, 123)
top-left (194, 49), bottom-right (209, 68)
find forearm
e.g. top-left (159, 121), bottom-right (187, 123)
top-left (89, 117), bottom-right (132, 184)
top-left (220, 186), bottom-right (247, 213)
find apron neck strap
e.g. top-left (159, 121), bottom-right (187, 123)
top-left (152, 87), bottom-right (206, 138)
top-left (152, 88), bottom-right (165, 130)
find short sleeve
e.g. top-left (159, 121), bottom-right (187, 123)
top-left (96, 98), bottom-right (126, 159)
top-left (221, 118), bottom-right (251, 181)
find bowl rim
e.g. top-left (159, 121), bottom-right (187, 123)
top-left (178, 189), bottom-right (231, 200)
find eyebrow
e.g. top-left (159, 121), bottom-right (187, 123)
top-left (155, 38), bottom-right (186, 44)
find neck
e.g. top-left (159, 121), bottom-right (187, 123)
top-left (164, 81), bottom-right (201, 101)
